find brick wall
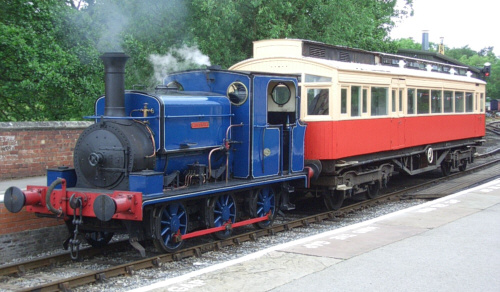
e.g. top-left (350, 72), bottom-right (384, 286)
top-left (0, 122), bottom-right (92, 262)
top-left (0, 203), bottom-right (69, 263)
top-left (0, 121), bottom-right (92, 180)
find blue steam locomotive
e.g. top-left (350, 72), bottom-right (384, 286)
top-left (4, 53), bottom-right (309, 256)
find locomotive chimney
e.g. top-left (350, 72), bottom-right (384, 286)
top-left (100, 52), bottom-right (129, 117)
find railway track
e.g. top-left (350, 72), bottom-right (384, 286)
top-left (486, 121), bottom-right (500, 135)
top-left (1, 155), bottom-right (499, 292)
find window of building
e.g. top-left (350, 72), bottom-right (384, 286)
top-left (351, 86), bottom-right (361, 117)
top-left (455, 91), bottom-right (464, 112)
top-left (431, 90), bottom-right (442, 113)
top-left (407, 88), bottom-right (415, 114)
top-left (444, 91), bottom-right (453, 113)
top-left (465, 92), bottom-right (473, 112)
top-left (371, 87), bottom-right (388, 116)
top-left (341, 88), bottom-right (347, 114)
top-left (307, 88), bottom-right (329, 115)
top-left (417, 89), bottom-right (430, 114)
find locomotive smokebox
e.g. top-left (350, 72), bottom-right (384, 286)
top-left (100, 52), bottom-right (129, 117)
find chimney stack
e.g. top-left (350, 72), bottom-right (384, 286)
top-left (100, 52), bottom-right (129, 117)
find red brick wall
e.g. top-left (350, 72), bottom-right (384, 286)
top-left (0, 121), bottom-right (92, 180)
top-left (0, 203), bottom-right (64, 235)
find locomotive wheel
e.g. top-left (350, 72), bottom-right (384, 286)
top-left (323, 190), bottom-right (345, 211)
top-left (459, 161), bottom-right (467, 172)
top-left (441, 161), bottom-right (452, 176)
top-left (85, 231), bottom-right (114, 248)
top-left (366, 182), bottom-right (380, 199)
top-left (250, 187), bottom-right (278, 229)
top-left (153, 203), bottom-right (188, 253)
top-left (206, 193), bottom-right (237, 239)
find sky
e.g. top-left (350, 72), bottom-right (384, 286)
top-left (390, 0), bottom-right (498, 55)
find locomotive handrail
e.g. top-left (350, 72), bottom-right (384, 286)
top-left (83, 115), bottom-right (159, 120)
top-left (165, 113), bottom-right (234, 119)
top-left (46, 178), bottom-right (65, 216)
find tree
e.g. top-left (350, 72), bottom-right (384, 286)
top-left (0, 0), bottom-right (415, 121)
top-left (188, 0), bottom-right (413, 67)
top-left (0, 0), bottom-right (102, 121)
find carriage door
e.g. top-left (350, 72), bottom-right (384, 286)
top-left (392, 79), bottom-right (406, 149)
top-left (252, 76), bottom-right (304, 178)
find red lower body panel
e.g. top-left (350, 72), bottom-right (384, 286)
top-left (305, 114), bottom-right (485, 160)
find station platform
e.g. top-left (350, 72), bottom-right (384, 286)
top-left (129, 178), bottom-right (500, 292)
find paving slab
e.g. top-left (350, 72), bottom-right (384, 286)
top-left (130, 251), bottom-right (341, 292)
top-left (279, 223), bottom-right (427, 259)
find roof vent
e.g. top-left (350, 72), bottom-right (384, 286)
top-left (309, 46), bottom-right (326, 58)
top-left (339, 51), bottom-right (351, 62)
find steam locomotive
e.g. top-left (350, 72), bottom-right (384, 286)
top-left (4, 52), bottom-right (309, 257)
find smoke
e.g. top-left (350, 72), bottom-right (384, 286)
top-left (95, 2), bottom-right (129, 52)
top-left (149, 45), bottom-right (211, 84)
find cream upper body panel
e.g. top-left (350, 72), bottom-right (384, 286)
top-left (230, 39), bottom-right (486, 122)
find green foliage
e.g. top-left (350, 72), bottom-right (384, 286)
top-left (8, 0), bottom-right (500, 121)
top-left (0, 0), bottom-right (101, 121)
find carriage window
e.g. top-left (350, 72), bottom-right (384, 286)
top-left (465, 92), bottom-right (474, 112)
top-left (305, 75), bottom-right (332, 83)
top-left (391, 90), bottom-right (396, 112)
top-left (227, 82), bottom-right (248, 106)
top-left (362, 89), bottom-right (368, 113)
top-left (480, 93), bottom-right (484, 112)
top-left (307, 88), bottom-right (329, 115)
top-left (444, 91), bottom-right (453, 113)
top-left (399, 89), bottom-right (403, 112)
top-left (271, 83), bottom-right (291, 105)
top-left (431, 90), bottom-right (442, 113)
top-left (407, 89), bottom-right (415, 114)
top-left (371, 87), bottom-right (388, 116)
top-left (455, 91), bottom-right (464, 112)
top-left (341, 88), bottom-right (347, 114)
top-left (417, 89), bottom-right (429, 114)
top-left (351, 86), bottom-right (361, 117)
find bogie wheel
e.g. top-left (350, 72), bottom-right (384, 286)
top-left (85, 231), bottom-right (114, 248)
top-left (459, 160), bottom-right (467, 172)
top-left (323, 190), bottom-right (345, 211)
top-left (153, 203), bottom-right (188, 253)
top-left (250, 187), bottom-right (278, 229)
top-left (366, 182), bottom-right (380, 199)
top-left (441, 161), bottom-right (452, 176)
top-left (206, 193), bottom-right (237, 239)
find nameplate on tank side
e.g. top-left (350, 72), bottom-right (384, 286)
top-left (191, 121), bottom-right (210, 129)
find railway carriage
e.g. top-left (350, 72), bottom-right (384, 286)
top-left (231, 39), bottom-right (486, 209)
